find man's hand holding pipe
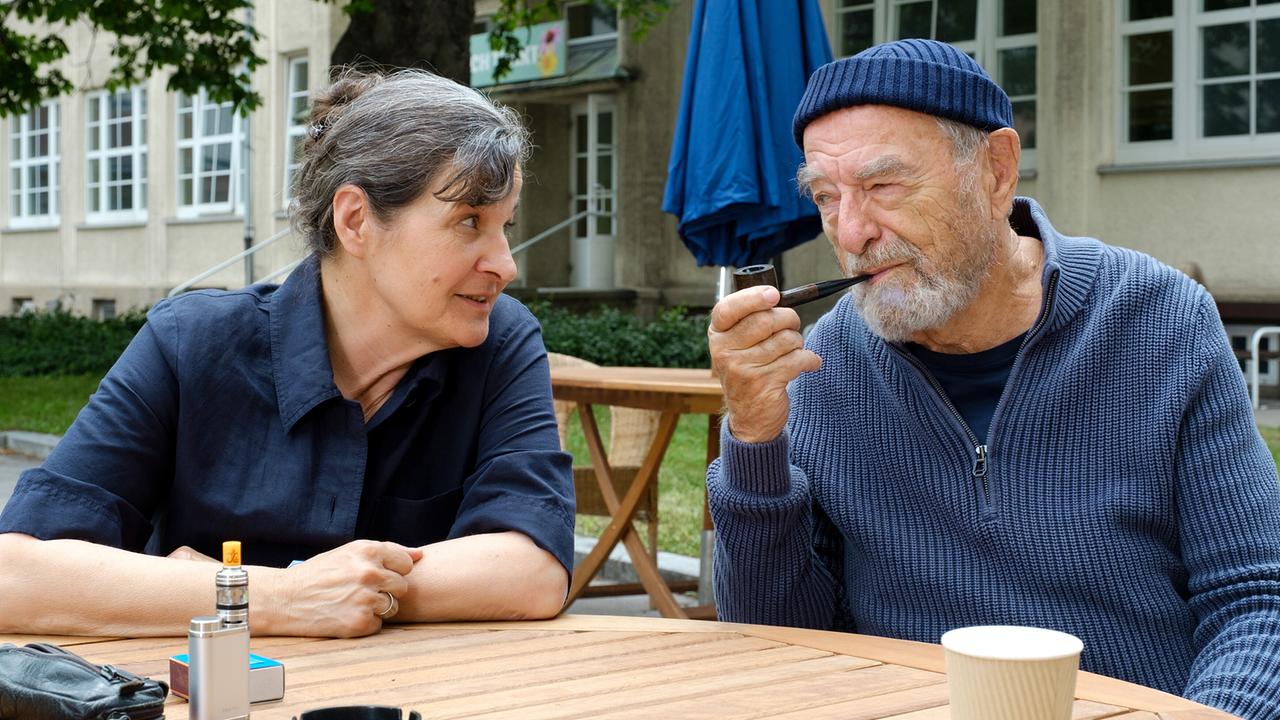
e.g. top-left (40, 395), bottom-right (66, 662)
top-left (709, 285), bottom-right (823, 444)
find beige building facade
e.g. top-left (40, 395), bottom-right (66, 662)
top-left (2, 0), bottom-right (1277, 378)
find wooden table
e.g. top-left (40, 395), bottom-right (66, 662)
top-left (0, 615), bottom-right (1234, 718)
top-left (550, 366), bottom-right (724, 619)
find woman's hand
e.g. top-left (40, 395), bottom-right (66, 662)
top-left (258, 539), bottom-right (422, 637)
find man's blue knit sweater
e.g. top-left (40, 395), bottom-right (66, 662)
top-left (708, 198), bottom-right (1280, 719)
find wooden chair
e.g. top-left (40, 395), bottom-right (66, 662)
top-left (547, 352), bottom-right (663, 591)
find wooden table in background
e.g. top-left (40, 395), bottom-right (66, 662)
top-left (549, 366), bottom-right (723, 619)
top-left (0, 615), bottom-right (1234, 719)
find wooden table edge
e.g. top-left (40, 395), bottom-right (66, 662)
top-left (419, 615), bottom-right (1233, 716)
top-left (4, 616), bottom-right (1236, 718)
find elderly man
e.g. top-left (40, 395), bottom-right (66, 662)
top-left (707, 39), bottom-right (1280, 719)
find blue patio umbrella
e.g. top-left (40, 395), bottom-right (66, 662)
top-left (662, 0), bottom-right (833, 269)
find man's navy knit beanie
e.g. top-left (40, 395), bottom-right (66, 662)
top-left (792, 38), bottom-right (1013, 148)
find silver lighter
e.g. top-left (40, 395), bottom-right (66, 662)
top-left (188, 615), bottom-right (250, 720)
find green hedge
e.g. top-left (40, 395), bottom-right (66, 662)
top-left (0, 309), bottom-right (147, 377)
top-left (528, 301), bottom-right (711, 369)
top-left (0, 301), bottom-right (710, 377)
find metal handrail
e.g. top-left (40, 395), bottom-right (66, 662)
top-left (259, 258), bottom-right (304, 285)
top-left (509, 210), bottom-right (610, 257)
top-left (1250, 326), bottom-right (1280, 409)
top-left (168, 226), bottom-right (293, 297)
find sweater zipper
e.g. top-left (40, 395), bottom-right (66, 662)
top-left (983, 268), bottom-right (1060, 464)
top-left (896, 350), bottom-right (990, 502)
top-left (894, 269), bottom-right (1060, 509)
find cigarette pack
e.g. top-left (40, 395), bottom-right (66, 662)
top-left (169, 652), bottom-right (285, 704)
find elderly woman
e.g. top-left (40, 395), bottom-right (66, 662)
top-left (0, 70), bottom-right (574, 637)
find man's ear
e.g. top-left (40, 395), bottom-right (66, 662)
top-left (331, 184), bottom-right (372, 259)
top-left (983, 127), bottom-right (1022, 221)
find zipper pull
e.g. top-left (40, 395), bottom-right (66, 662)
top-left (972, 445), bottom-right (988, 477)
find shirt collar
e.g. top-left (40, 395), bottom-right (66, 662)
top-left (269, 255), bottom-right (343, 432)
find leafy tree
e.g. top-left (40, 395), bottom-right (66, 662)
top-left (0, 0), bottom-right (674, 117)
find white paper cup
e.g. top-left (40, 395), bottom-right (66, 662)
top-left (941, 625), bottom-right (1083, 720)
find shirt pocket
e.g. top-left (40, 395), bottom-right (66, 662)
top-left (370, 486), bottom-right (464, 547)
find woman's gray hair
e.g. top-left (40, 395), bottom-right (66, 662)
top-left (290, 68), bottom-right (531, 256)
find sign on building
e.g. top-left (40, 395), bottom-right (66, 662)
top-left (471, 21), bottom-right (567, 88)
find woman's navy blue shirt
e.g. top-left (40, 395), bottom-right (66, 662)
top-left (0, 259), bottom-right (577, 571)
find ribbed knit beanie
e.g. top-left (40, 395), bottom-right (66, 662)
top-left (792, 38), bottom-right (1013, 148)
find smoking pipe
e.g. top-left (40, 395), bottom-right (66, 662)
top-left (732, 264), bottom-right (869, 308)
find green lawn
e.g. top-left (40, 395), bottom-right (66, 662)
top-left (0, 373), bottom-right (100, 435)
top-left (5, 374), bottom-right (1280, 559)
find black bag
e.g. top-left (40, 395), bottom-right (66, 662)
top-left (0, 642), bottom-right (168, 720)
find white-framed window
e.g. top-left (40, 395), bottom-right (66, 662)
top-left (835, 0), bottom-right (1038, 162)
top-left (86, 87), bottom-right (148, 224)
top-left (566, 1), bottom-right (618, 45)
top-left (283, 56), bottom-right (310, 206)
top-left (8, 100), bottom-right (60, 228)
top-left (176, 89), bottom-right (242, 216)
top-left (1119, 0), bottom-right (1280, 163)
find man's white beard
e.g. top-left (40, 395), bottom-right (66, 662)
top-left (842, 201), bottom-right (1000, 343)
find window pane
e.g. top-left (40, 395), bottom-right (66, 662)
top-left (120, 156), bottom-right (133, 181)
top-left (180, 178), bottom-right (193, 205)
top-left (1129, 0), bottom-right (1172, 20)
top-left (1203, 0), bottom-right (1248, 9)
top-left (1001, 0), bottom-right (1036, 36)
top-left (597, 111), bottom-right (613, 145)
top-left (1203, 81), bottom-right (1250, 136)
top-left (567, 3), bottom-right (615, 39)
top-left (121, 184), bottom-right (133, 210)
top-left (179, 111), bottom-right (193, 140)
top-left (1012, 99), bottom-right (1036, 149)
top-left (219, 105), bottom-right (233, 134)
top-left (180, 148), bottom-right (193, 175)
top-left (89, 185), bottom-right (100, 212)
top-left (1129, 88), bottom-right (1173, 140)
top-left (596, 155), bottom-right (613, 190)
top-left (575, 198), bottom-right (588, 237)
top-left (1203, 23), bottom-right (1250, 79)
top-left (36, 191), bottom-right (48, 215)
top-left (88, 123), bottom-right (99, 151)
top-left (108, 156), bottom-right (119, 182)
top-left (1129, 31), bottom-right (1173, 85)
top-left (1260, 18), bottom-right (1280, 74)
top-left (841, 9), bottom-right (875, 56)
top-left (897, 1), bottom-right (932, 39)
top-left (292, 95), bottom-right (309, 124)
top-left (88, 97), bottom-right (100, 123)
top-left (214, 174), bottom-right (231, 203)
top-left (937, 0), bottom-right (977, 42)
top-left (1000, 47), bottom-right (1036, 96)
top-left (108, 184), bottom-right (120, 211)
top-left (576, 156), bottom-right (588, 193)
top-left (1258, 78), bottom-right (1280, 133)
top-left (291, 60), bottom-right (309, 93)
top-left (216, 142), bottom-right (231, 170)
top-left (575, 114), bottom-right (588, 152)
top-left (120, 120), bottom-right (132, 148)
top-left (89, 159), bottom-right (100, 184)
top-left (201, 145), bottom-right (216, 172)
top-left (203, 106), bottom-right (217, 135)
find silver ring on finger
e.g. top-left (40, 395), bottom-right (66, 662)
top-left (375, 590), bottom-right (398, 618)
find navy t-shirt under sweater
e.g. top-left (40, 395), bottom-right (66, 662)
top-left (906, 334), bottom-right (1025, 443)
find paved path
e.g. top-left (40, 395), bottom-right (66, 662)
top-left (0, 452), bottom-right (34, 507)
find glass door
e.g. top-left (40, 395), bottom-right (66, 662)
top-left (569, 93), bottom-right (616, 288)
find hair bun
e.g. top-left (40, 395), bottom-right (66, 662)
top-left (306, 70), bottom-right (384, 145)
